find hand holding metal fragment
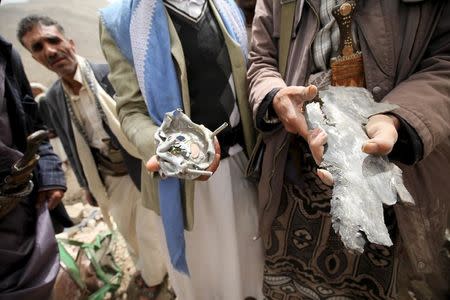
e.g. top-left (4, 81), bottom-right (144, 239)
top-left (155, 109), bottom-right (227, 180)
top-left (305, 86), bottom-right (414, 252)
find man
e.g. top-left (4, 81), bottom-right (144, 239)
top-left (0, 35), bottom-right (65, 299)
top-left (99, 0), bottom-right (264, 299)
top-left (17, 15), bottom-right (168, 299)
top-left (248, 0), bottom-right (449, 299)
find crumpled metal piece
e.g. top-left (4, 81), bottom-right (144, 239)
top-left (305, 86), bottom-right (414, 252)
top-left (155, 109), bottom-right (227, 179)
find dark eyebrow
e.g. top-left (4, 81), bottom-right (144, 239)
top-left (30, 35), bottom-right (62, 52)
top-left (46, 36), bottom-right (61, 43)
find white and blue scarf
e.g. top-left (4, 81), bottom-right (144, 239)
top-left (100, 0), bottom-right (247, 275)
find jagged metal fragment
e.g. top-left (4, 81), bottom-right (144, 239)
top-left (305, 86), bottom-right (414, 252)
top-left (155, 109), bottom-right (227, 180)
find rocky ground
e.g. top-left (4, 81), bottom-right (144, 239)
top-left (56, 163), bottom-right (135, 299)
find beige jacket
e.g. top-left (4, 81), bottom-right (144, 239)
top-left (100, 1), bottom-right (255, 230)
top-left (248, 0), bottom-right (450, 280)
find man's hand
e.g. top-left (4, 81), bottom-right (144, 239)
top-left (196, 138), bottom-right (221, 181)
top-left (272, 85), bottom-right (318, 138)
top-left (362, 114), bottom-right (399, 155)
top-left (308, 114), bottom-right (400, 187)
top-left (272, 85), bottom-right (333, 185)
top-left (37, 189), bottom-right (65, 210)
top-left (307, 127), bottom-right (334, 186)
top-left (146, 138), bottom-right (221, 181)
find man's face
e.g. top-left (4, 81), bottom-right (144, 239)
top-left (21, 24), bottom-right (77, 79)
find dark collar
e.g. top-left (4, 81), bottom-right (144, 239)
top-left (0, 35), bottom-right (12, 60)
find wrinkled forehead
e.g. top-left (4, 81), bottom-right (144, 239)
top-left (24, 24), bottom-right (66, 45)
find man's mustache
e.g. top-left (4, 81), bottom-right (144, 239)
top-left (47, 53), bottom-right (66, 65)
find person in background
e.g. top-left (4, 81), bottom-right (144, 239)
top-left (17, 15), bottom-right (170, 299)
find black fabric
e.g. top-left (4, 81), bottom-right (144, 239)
top-left (388, 114), bottom-right (424, 165)
top-left (256, 88), bottom-right (283, 132)
top-left (0, 36), bottom-right (62, 295)
top-left (0, 36), bottom-right (71, 232)
top-left (0, 193), bottom-right (37, 287)
top-left (0, 100), bottom-right (13, 148)
top-left (2, 45), bottom-right (33, 152)
top-left (1, 38), bottom-right (39, 187)
top-left (166, 3), bottom-right (244, 158)
top-left (0, 44), bottom-right (20, 185)
top-left (0, 55), bottom-right (13, 148)
top-left (0, 55), bottom-right (4, 101)
top-left (49, 201), bottom-right (75, 232)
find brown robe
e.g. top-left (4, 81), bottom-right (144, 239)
top-left (248, 0), bottom-right (450, 297)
